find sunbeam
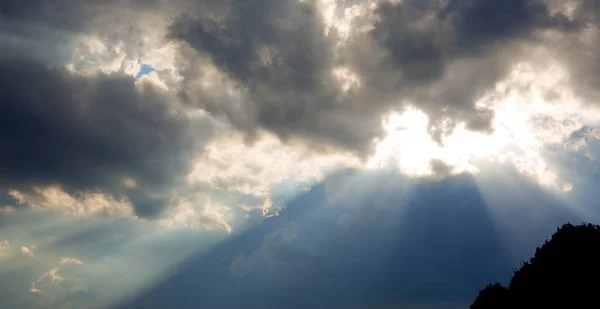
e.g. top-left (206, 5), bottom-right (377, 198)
top-left (3, 0), bottom-right (600, 308)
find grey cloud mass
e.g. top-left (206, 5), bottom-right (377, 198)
top-left (354, 0), bottom-right (575, 139)
top-left (170, 0), bottom-right (382, 155)
top-left (1, 0), bottom-right (600, 216)
top-left (558, 0), bottom-right (600, 105)
top-left (0, 0), bottom-right (161, 31)
top-left (170, 0), bottom-right (587, 151)
top-left (0, 58), bottom-right (213, 217)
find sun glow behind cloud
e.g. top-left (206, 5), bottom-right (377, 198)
top-left (367, 60), bottom-right (600, 191)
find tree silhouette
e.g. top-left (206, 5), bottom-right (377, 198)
top-left (471, 223), bottom-right (600, 308)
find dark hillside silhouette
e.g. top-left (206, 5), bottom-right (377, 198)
top-left (471, 223), bottom-right (600, 308)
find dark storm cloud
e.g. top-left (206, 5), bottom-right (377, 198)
top-left (170, 0), bottom-right (383, 155)
top-left (0, 58), bottom-right (213, 217)
top-left (372, 0), bottom-right (570, 78)
top-left (440, 0), bottom-right (573, 46)
top-left (365, 0), bottom-right (575, 139)
top-left (555, 0), bottom-right (600, 105)
top-left (0, 0), bottom-right (189, 72)
top-left (0, 0), bottom-right (161, 31)
top-left (170, 0), bottom-right (578, 154)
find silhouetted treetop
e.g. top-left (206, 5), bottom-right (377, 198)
top-left (470, 283), bottom-right (508, 309)
top-left (471, 223), bottom-right (600, 308)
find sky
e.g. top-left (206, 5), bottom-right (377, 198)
top-left (135, 60), bottom-right (156, 79)
top-left (1, 0), bottom-right (600, 308)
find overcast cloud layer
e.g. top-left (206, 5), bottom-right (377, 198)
top-left (2, 0), bottom-right (600, 308)
top-left (0, 0), bottom-right (600, 218)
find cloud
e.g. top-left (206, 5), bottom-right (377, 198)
top-left (262, 205), bottom-right (283, 218)
top-left (169, 0), bottom-right (383, 155)
top-left (565, 127), bottom-right (600, 156)
top-left (0, 58), bottom-right (215, 218)
top-left (0, 0), bottom-right (182, 71)
top-left (60, 258), bottom-right (84, 265)
top-left (28, 257), bottom-right (91, 309)
top-left (186, 131), bottom-right (359, 206)
top-left (197, 210), bottom-right (233, 234)
top-left (0, 240), bottom-right (12, 259)
top-left (162, 199), bottom-right (233, 233)
top-left (8, 187), bottom-right (136, 218)
top-left (29, 257), bottom-right (84, 295)
top-left (30, 268), bottom-right (63, 293)
top-left (20, 246), bottom-right (34, 257)
top-left (350, 0), bottom-right (576, 140)
top-left (556, 0), bottom-right (600, 104)
top-left (168, 0), bottom-right (587, 158)
top-left (1, 0), bottom-right (599, 224)
top-left (0, 240), bottom-right (37, 260)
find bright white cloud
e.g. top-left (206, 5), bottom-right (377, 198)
top-left (161, 198), bottom-right (233, 233)
top-left (331, 0), bottom-right (378, 40)
top-left (367, 57), bottom-right (600, 191)
top-left (187, 131), bottom-right (360, 206)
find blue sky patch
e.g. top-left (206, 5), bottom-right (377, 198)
top-left (135, 60), bottom-right (156, 79)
